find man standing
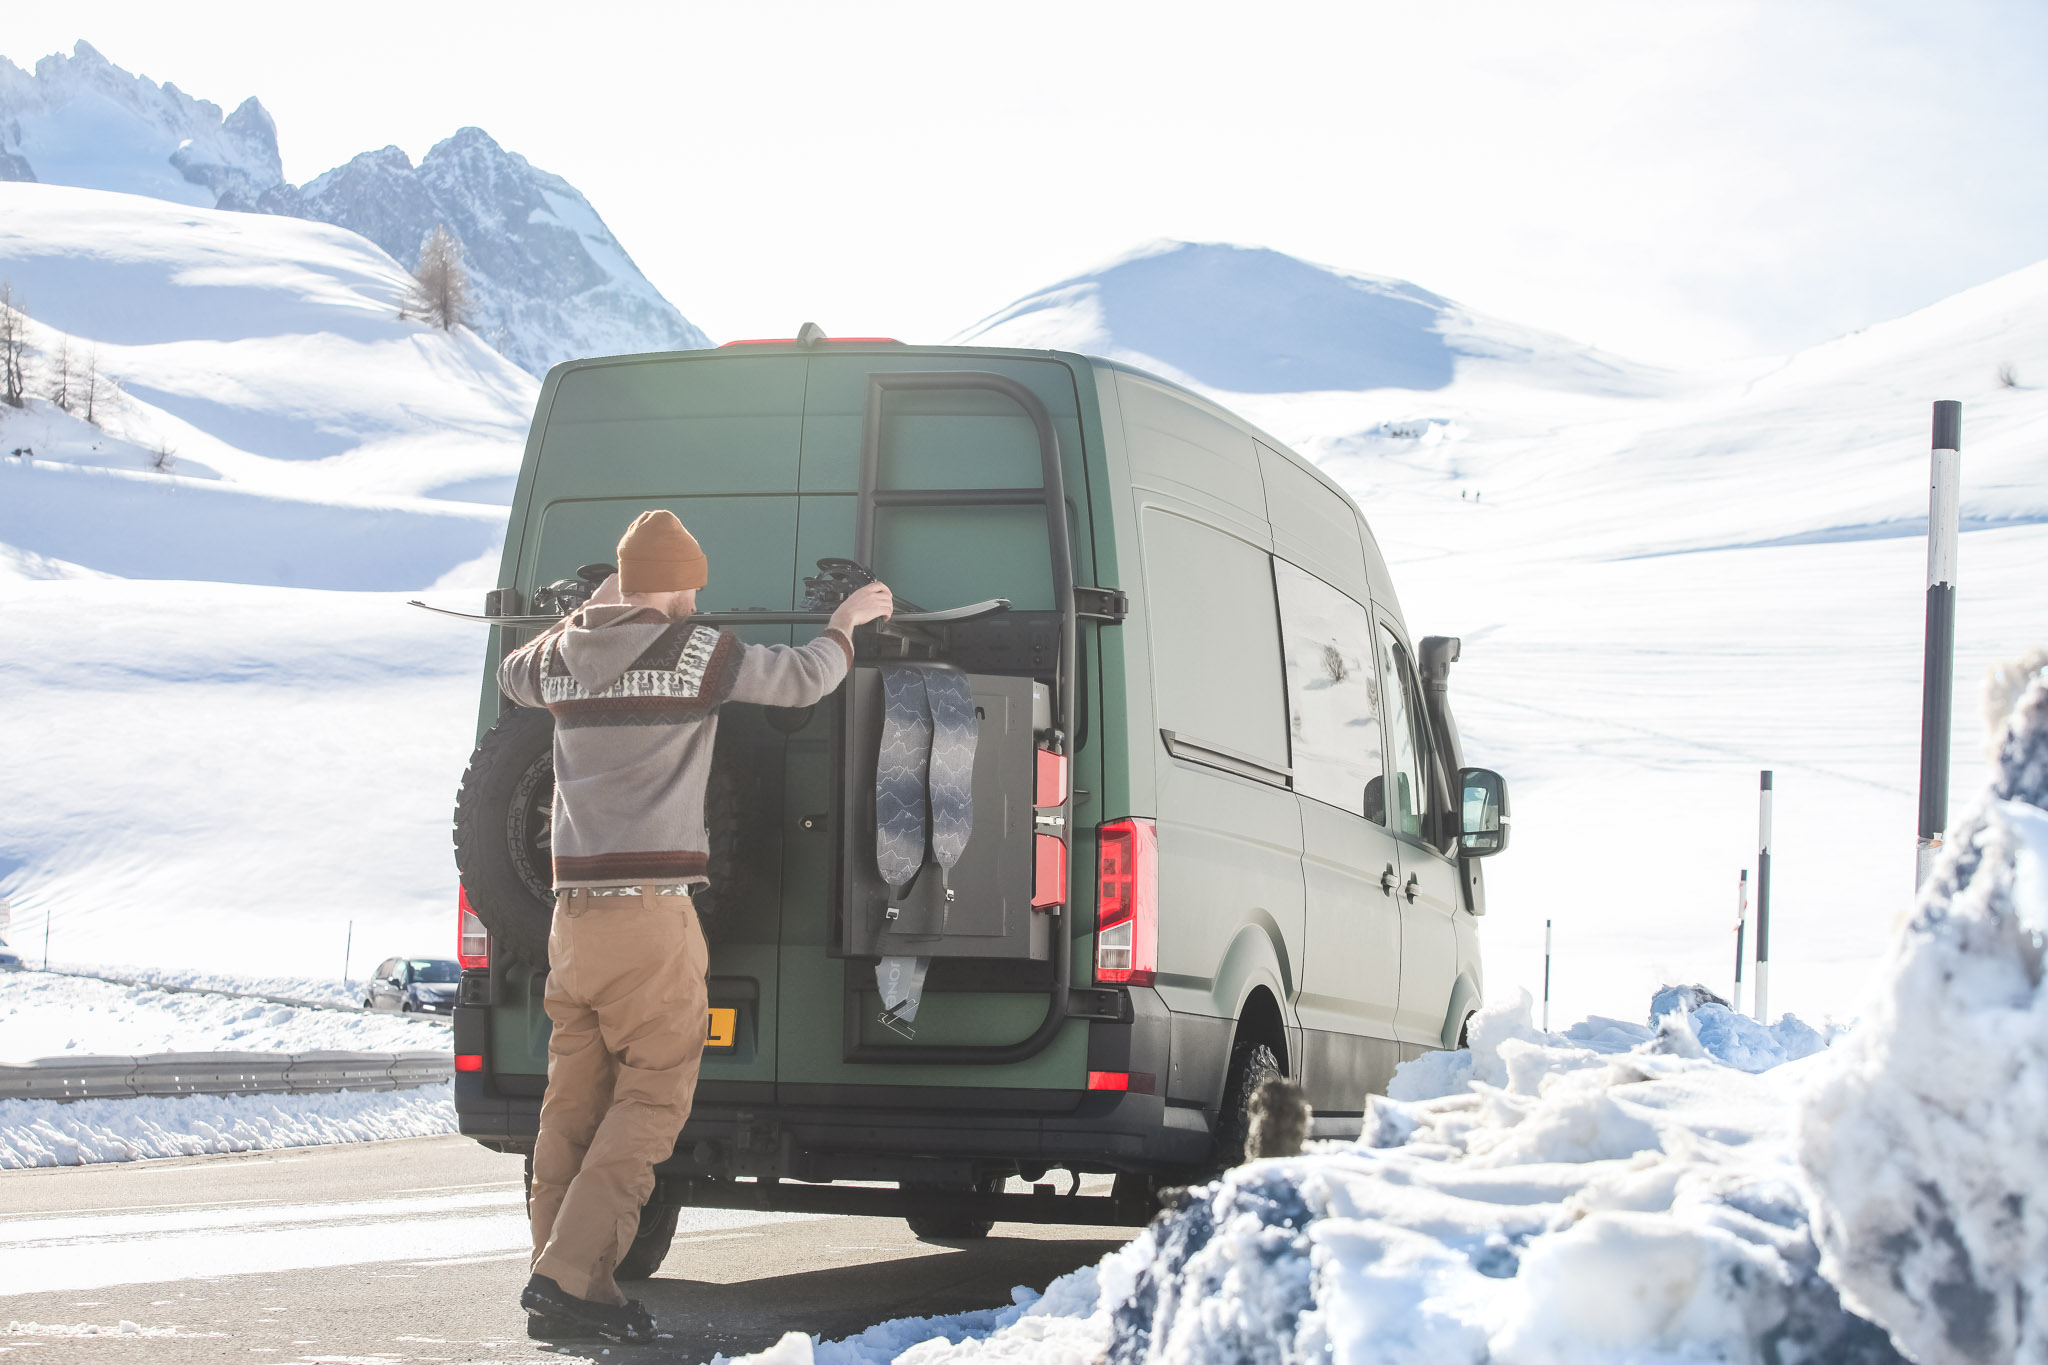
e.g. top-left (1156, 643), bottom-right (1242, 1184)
top-left (497, 509), bottom-right (891, 1341)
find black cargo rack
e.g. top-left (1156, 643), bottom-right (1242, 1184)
top-left (844, 370), bottom-right (1081, 1067)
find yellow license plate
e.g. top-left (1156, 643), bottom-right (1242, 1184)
top-left (705, 1007), bottom-right (738, 1051)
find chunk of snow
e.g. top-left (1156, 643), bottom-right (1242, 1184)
top-left (1800, 658), bottom-right (2048, 1364)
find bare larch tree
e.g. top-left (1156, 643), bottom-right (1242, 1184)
top-left (82, 342), bottom-right (102, 425)
top-left (403, 226), bottom-right (475, 332)
top-left (0, 283), bottom-right (29, 409)
top-left (49, 336), bottom-right (73, 412)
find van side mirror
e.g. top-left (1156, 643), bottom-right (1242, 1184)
top-left (1458, 767), bottom-right (1509, 857)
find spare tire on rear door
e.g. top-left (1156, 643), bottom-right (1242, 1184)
top-left (452, 704), bottom-right (750, 969)
top-left (453, 706), bottom-right (557, 967)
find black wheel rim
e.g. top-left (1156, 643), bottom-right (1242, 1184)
top-left (507, 752), bottom-right (555, 906)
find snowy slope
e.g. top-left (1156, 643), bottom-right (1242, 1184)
top-left (955, 240), bottom-right (1667, 398)
top-left (0, 182), bottom-right (531, 588)
top-left (0, 566), bottom-right (491, 979)
top-left (959, 242), bottom-right (2048, 1029)
top-left (0, 42), bottom-right (711, 375)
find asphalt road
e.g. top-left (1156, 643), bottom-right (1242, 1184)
top-left (0, 1136), bottom-right (1134, 1363)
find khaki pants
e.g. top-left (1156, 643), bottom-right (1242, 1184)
top-left (529, 887), bottom-right (709, 1305)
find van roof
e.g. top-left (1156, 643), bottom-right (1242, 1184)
top-left (546, 343), bottom-right (1350, 511)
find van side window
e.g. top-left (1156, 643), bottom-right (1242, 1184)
top-left (1273, 560), bottom-right (1383, 819)
top-left (1140, 509), bottom-right (1289, 771)
top-left (1377, 625), bottom-right (1430, 839)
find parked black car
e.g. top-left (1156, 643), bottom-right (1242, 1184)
top-left (364, 957), bottom-right (460, 1014)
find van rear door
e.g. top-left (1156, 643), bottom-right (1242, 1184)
top-left (771, 351), bottom-right (1100, 1097)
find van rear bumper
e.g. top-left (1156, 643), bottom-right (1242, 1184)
top-left (457, 1084), bottom-right (1210, 1176)
top-left (454, 989), bottom-right (1216, 1177)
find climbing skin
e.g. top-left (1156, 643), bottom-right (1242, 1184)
top-left (875, 665), bottom-right (933, 894)
top-left (924, 668), bottom-right (978, 882)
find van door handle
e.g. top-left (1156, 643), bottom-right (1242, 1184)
top-left (1403, 873), bottom-right (1420, 904)
top-left (1380, 865), bottom-right (1397, 895)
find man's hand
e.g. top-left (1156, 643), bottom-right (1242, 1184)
top-left (586, 573), bottom-right (623, 607)
top-left (829, 581), bottom-right (894, 635)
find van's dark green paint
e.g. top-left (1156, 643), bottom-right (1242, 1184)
top-left (455, 341), bottom-right (1487, 1202)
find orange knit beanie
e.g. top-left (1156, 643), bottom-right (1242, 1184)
top-left (616, 510), bottom-right (707, 593)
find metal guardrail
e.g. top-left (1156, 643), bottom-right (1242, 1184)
top-left (0, 1050), bottom-right (452, 1103)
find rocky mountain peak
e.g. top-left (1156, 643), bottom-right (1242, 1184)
top-left (0, 43), bottom-right (710, 375)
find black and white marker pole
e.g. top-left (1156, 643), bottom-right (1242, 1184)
top-left (1732, 869), bottom-right (1749, 1016)
top-left (1542, 919), bottom-right (1553, 1032)
top-left (1917, 400), bottom-right (1962, 890)
top-left (1755, 771), bottom-right (1774, 1022)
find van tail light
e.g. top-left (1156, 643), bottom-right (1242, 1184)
top-left (1095, 818), bottom-right (1157, 987)
top-left (457, 885), bottom-right (490, 970)
top-left (1088, 1070), bottom-right (1156, 1093)
top-left (454, 1054), bottom-right (484, 1072)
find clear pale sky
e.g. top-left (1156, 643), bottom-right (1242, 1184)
top-left (9, 1), bottom-right (2046, 363)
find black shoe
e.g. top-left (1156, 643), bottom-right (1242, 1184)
top-left (525, 1313), bottom-right (591, 1341)
top-left (521, 1274), bottom-right (664, 1344)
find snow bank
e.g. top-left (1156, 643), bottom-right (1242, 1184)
top-left (1800, 657), bottom-right (2048, 1363)
top-left (0, 1081), bottom-right (456, 1169)
top-left (47, 963), bottom-right (370, 1011)
top-left (0, 970), bottom-right (446, 1063)
top-left (1387, 984), bottom-right (1827, 1103)
top-left (714, 998), bottom-right (1892, 1365)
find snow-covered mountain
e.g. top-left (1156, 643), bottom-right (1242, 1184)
top-left (0, 41), bottom-right (284, 209)
top-left (0, 42), bottom-right (708, 375)
top-left (277, 128), bottom-right (712, 375)
top-left (0, 182), bottom-right (534, 588)
top-left (955, 240), bottom-right (1665, 397)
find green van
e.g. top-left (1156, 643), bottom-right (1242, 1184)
top-left (448, 332), bottom-right (1509, 1265)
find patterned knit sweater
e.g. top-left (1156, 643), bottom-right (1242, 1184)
top-left (498, 604), bottom-right (852, 890)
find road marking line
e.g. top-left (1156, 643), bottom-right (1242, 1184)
top-left (406, 1251), bottom-right (530, 1267)
top-left (0, 1197), bottom-right (286, 1221)
top-left (392, 1181), bottom-right (520, 1194)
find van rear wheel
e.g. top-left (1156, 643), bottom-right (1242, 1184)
top-left (1210, 1042), bottom-right (1284, 1173)
top-left (615, 1203), bottom-right (681, 1280)
top-left (904, 1175), bottom-right (1000, 1241)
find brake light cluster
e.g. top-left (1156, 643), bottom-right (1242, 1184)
top-left (457, 884), bottom-right (490, 970)
top-left (717, 336), bottom-right (903, 346)
top-left (1095, 818), bottom-right (1157, 987)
